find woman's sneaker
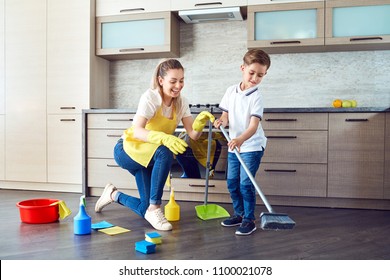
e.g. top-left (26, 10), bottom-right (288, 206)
top-left (221, 215), bottom-right (242, 227)
top-left (144, 208), bottom-right (172, 231)
top-left (235, 220), bottom-right (257, 236)
top-left (95, 183), bottom-right (117, 213)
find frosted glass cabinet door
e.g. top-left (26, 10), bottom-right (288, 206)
top-left (96, 12), bottom-right (179, 60)
top-left (326, 0), bottom-right (390, 45)
top-left (248, 2), bottom-right (325, 49)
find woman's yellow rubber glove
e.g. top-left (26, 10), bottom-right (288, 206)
top-left (192, 111), bottom-right (215, 132)
top-left (147, 131), bottom-right (188, 155)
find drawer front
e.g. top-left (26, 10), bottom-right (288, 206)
top-left (87, 113), bottom-right (134, 129)
top-left (256, 163), bottom-right (327, 197)
top-left (96, 0), bottom-right (170, 16)
top-left (88, 129), bottom-right (123, 158)
top-left (263, 131), bottom-right (328, 163)
top-left (88, 158), bottom-right (137, 189)
top-left (262, 113), bottom-right (328, 130)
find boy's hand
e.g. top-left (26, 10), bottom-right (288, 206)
top-left (228, 137), bottom-right (244, 152)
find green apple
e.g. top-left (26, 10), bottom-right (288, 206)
top-left (342, 100), bottom-right (352, 108)
top-left (349, 100), bottom-right (357, 107)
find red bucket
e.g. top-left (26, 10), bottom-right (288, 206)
top-left (16, 198), bottom-right (60, 224)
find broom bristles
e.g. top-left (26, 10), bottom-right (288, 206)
top-left (260, 212), bottom-right (296, 230)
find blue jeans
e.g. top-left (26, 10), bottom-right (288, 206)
top-left (113, 139), bottom-right (173, 218)
top-left (227, 150), bottom-right (264, 221)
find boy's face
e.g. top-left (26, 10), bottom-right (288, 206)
top-left (240, 62), bottom-right (268, 91)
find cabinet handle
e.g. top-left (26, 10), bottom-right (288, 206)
top-left (60, 118), bottom-right (76, 122)
top-left (264, 169), bottom-right (297, 173)
top-left (265, 118), bottom-right (297, 122)
top-left (107, 164), bottom-right (120, 168)
top-left (119, 48), bottom-right (145, 52)
top-left (189, 184), bottom-right (215, 187)
top-left (350, 37), bottom-right (382, 42)
top-left (345, 119), bottom-right (369, 122)
top-left (107, 118), bottom-right (133, 122)
top-left (195, 2), bottom-right (222, 7)
top-left (270, 40), bottom-right (301, 45)
top-left (106, 134), bottom-right (122, 138)
top-left (267, 136), bottom-right (297, 139)
top-left (120, 8), bottom-right (145, 13)
top-left (60, 106), bottom-right (76, 110)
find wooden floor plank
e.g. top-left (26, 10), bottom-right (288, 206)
top-left (1, 189), bottom-right (390, 260)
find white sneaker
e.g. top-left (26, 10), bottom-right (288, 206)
top-left (95, 183), bottom-right (117, 213)
top-left (144, 208), bottom-right (172, 231)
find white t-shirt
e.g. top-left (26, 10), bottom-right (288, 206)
top-left (219, 83), bottom-right (267, 153)
top-left (135, 88), bottom-right (192, 125)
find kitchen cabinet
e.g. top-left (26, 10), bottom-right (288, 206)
top-left (5, 0), bottom-right (47, 182)
top-left (247, 1), bottom-right (325, 53)
top-left (0, 0), bottom-right (4, 115)
top-left (385, 113), bottom-right (390, 199)
top-left (0, 115), bottom-right (4, 180)
top-left (96, 0), bottom-right (170, 16)
top-left (46, 0), bottom-right (109, 185)
top-left (85, 113), bottom-right (136, 196)
top-left (171, 0), bottom-right (247, 11)
top-left (256, 113), bottom-right (328, 197)
top-left (328, 113), bottom-right (385, 199)
top-left (248, 0), bottom-right (319, 4)
top-left (325, 0), bottom-right (390, 50)
top-left (96, 12), bottom-right (180, 60)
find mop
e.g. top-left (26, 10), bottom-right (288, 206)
top-left (219, 126), bottom-right (295, 230)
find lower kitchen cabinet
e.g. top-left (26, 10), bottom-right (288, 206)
top-left (385, 112), bottom-right (390, 199)
top-left (328, 113), bottom-right (385, 199)
top-left (47, 115), bottom-right (82, 184)
top-left (0, 115), bottom-right (4, 180)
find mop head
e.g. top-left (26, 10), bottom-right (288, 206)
top-left (260, 212), bottom-right (296, 230)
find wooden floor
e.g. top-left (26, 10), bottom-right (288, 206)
top-left (1, 189), bottom-right (390, 260)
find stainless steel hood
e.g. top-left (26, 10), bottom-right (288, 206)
top-left (178, 7), bottom-right (243, 24)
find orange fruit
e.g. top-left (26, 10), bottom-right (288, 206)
top-left (332, 99), bottom-right (342, 108)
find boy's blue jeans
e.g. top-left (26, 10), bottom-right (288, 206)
top-left (113, 139), bottom-right (173, 218)
top-left (227, 150), bottom-right (264, 222)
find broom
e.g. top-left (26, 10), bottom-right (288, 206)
top-left (219, 126), bottom-right (296, 230)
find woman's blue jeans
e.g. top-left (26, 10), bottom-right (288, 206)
top-left (227, 150), bottom-right (264, 222)
top-left (113, 139), bottom-right (173, 218)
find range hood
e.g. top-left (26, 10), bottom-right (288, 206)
top-left (178, 7), bottom-right (243, 24)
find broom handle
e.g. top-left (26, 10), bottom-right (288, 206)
top-left (203, 119), bottom-right (213, 206)
top-left (220, 126), bottom-right (274, 213)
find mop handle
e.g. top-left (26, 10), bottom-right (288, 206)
top-left (219, 126), bottom-right (274, 213)
top-left (203, 120), bottom-right (213, 205)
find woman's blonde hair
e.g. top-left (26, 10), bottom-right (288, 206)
top-left (151, 59), bottom-right (184, 107)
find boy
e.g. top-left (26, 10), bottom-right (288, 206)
top-left (214, 49), bottom-right (270, 235)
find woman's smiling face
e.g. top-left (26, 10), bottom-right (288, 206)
top-left (159, 68), bottom-right (184, 101)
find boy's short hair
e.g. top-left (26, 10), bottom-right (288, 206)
top-left (243, 49), bottom-right (271, 70)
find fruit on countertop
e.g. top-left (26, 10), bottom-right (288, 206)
top-left (332, 99), bottom-right (357, 108)
top-left (332, 99), bottom-right (342, 108)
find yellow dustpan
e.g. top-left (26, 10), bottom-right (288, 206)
top-left (195, 117), bottom-right (230, 220)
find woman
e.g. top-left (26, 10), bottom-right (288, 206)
top-left (94, 59), bottom-right (214, 231)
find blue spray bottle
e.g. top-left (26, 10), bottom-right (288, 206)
top-left (73, 195), bottom-right (91, 235)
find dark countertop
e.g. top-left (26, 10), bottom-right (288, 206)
top-left (83, 107), bottom-right (390, 114)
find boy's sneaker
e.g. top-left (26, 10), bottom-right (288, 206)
top-left (221, 215), bottom-right (242, 227)
top-left (95, 183), bottom-right (117, 213)
top-left (235, 220), bottom-right (257, 236)
top-left (144, 208), bottom-right (172, 231)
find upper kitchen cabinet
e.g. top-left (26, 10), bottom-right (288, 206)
top-left (96, 0), bottom-right (170, 17)
top-left (171, 0), bottom-right (247, 11)
top-left (0, 0), bottom-right (4, 115)
top-left (47, 0), bottom-right (109, 115)
top-left (5, 0), bottom-right (47, 182)
top-left (96, 12), bottom-right (180, 60)
top-left (325, 0), bottom-right (390, 51)
top-left (247, 1), bottom-right (325, 53)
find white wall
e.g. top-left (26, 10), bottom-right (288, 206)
top-left (110, 20), bottom-right (390, 109)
